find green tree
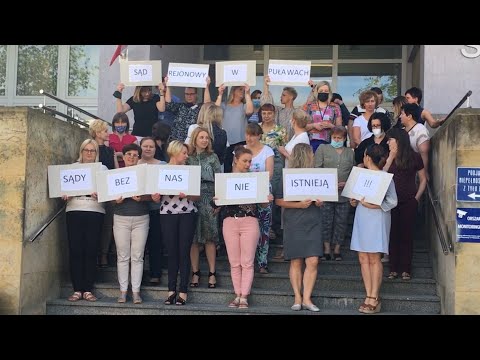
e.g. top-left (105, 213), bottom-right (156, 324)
top-left (354, 75), bottom-right (398, 102)
top-left (0, 45), bottom-right (6, 95)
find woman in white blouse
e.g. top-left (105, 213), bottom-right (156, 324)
top-left (278, 108), bottom-right (311, 167)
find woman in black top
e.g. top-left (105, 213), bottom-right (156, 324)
top-left (354, 112), bottom-right (391, 167)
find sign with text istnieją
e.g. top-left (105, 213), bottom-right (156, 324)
top-left (456, 207), bottom-right (480, 242)
top-left (456, 167), bottom-right (480, 201)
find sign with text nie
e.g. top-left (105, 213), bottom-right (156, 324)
top-left (456, 207), bottom-right (480, 242)
top-left (456, 167), bottom-right (480, 201)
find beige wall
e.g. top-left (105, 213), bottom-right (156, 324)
top-left (0, 108), bottom-right (88, 314)
top-left (428, 109), bottom-right (480, 314)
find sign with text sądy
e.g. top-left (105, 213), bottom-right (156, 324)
top-left (120, 60), bottom-right (162, 86)
top-left (267, 60), bottom-right (311, 86)
top-left (145, 164), bottom-right (201, 196)
top-left (282, 168), bottom-right (338, 201)
top-left (456, 167), bottom-right (480, 202)
top-left (167, 63), bottom-right (210, 88)
top-left (48, 162), bottom-right (104, 198)
top-left (96, 164), bottom-right (147, 202)
top-left (214, 172), bottom-right (269, 206)
top-left (215, 61), bottom-right (256, 87)
top-left (341, 167), bottom-right (393, 206)
top-left (456, 207), bottom-right (480, 242)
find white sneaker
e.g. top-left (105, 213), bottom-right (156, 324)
top-left (291, 304), bottom-right (302, 311)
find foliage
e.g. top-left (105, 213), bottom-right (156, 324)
top-left (353, 76), bottom-right (398, 102)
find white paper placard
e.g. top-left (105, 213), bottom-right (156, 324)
top-left (215, 61), bottom-right (256, 86)
top-left (167, 63), bottom-right (209, 88)
top-left (48, 162), bottom-right (103, 198)
top-left (341, 167), bottom-right (394, 206)
top-left (283, 168), bottom-right (338, 201)
top-left (215, 172), bottom-right (269, 206)
top-left (96, 164), bottom-right (147, 202)
top-left (267, 60), bottom-right (311, 86)
top-left (120, 60), bottom-right (162, 86)
top-left (145, 164), bottom-right (201, 196)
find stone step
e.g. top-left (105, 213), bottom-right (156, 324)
top-left (59, 283), bottom-right (440, 314)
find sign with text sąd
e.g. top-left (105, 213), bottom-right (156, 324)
top-left (145, 164), bottom-right (201, 196)
top-left (215, 61), bottom-right (256, 86)
top-left (267, 60), bottom-right (311, 86)
top-left (167, 63), bottom-right (210, 88)
top-left (120, 60), bottom-right (162, 86)
top-left (341, 167), bottom-right (393, 206)
top-left (96, 164), bottom-right (147, 202)
top-left (48, 162), bottom-right (104, 198)
top-left (214, 172), bottom-right (269, 206)
top-left (282, 168), bottom-right (338, 201)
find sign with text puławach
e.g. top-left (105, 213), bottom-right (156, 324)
top-left (267, 60), bottom-right (311, 86)
top-left (341, 167), bottom-right (393, 206)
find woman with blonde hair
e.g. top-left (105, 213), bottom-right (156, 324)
top-left (392, 96), bottom-right (407, 129)
top-left (278, 108), bottom-right (311, 166)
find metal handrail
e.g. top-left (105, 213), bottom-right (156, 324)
top-left (28, 203), bottom-right (66, 243)
top-left (426, 183), bottom-right (452, 254)
top-left (440, 90), bottom-right (472, 125)
top-left (39, 89), bottom-right (112, 126)
top-left (38, 104), bottom-right (90, 128)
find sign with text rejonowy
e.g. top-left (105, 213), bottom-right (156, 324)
top-left (283, 168), bottom-right (338, 201)
top-left (267, 60), bottom-right (311, 86)
top-left (120, 60), bottom-right (162, 86)
top-left (215, 61), bottom-right (256, 86)
top-left (145, 164), bottom-right (201, 196)
top-left (48, 162), bottom-right (104, 198)
top-left (341, 167), bottom-right (393, 206)
top-left (167, 63), bottom-right (210, 88)
top-left (96, 164), bottom-right (147, 202)
top-left (214, 172), bottom-right (269, 206)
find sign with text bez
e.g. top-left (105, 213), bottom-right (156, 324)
top-left (96, 164), bottom-right (147, 202)
top-left (214, 172), bottom-right (269, 206)
top-left (341, 167), bottom-right (393, 206)
top-left (267, 60), bottom-right (311, 86)
top-left (283, 168), bottom-right (338, 201)
top-left (48, 162), bottom-right (103, 198)
top-left (145, 164), bottom-right (201, 196)
top-left (120, 60), bottom-right (162, 86)
top-left (167, 63), bottom-right (209, 88)
top-left (215, 61), bottom-right (256, 86)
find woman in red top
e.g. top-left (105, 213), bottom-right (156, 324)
top-left (108, 112), bottom-right (138, 167)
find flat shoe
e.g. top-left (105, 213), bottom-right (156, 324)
top-left (302, 303), bottom-right (320, 312)
top-left (291, 304), bottom-right (302, 311)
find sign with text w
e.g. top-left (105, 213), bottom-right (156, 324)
top-left (215, 61), bottom-right (256, 87)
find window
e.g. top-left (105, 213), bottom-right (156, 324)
top-left (17, 45), bottom-right (58, 96)
top-left (0, 45), bottom-right (6, 96)
top-left (68, 45), bottom-right (100, 97)
top-left (339, 45), bottom-right (402, 59)
top-left (269, 45), bottom-right (332, 60)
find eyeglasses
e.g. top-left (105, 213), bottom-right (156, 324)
top-left (124, 153), bottom-right (139, 158)
top-left (82, 149), bottom-right (96, 154)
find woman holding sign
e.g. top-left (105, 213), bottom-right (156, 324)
top-left (275, 143), bottom-right (324, 312)
top-left (349, 144), bottom-right (398, 314)
top-left (64, 139), bottom-right (107, 302)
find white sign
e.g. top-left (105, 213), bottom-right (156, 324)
top-left (215, 61), bottom-right (256, 86)
top-left (341, 167), bottom-right (393, 206)
top-left (129, 64), bottom-right (153, 83)
top-left (283, 168), bottom-right (338, 201)
top-left (145, 164), bottom-right (201, 195)
top-left (96, 164), bottom-right (147, 202)
top-left (461, 45), bottom-right (480, 58)
top-left (120, 60), bottom-right (162, 86)
top-left (215, 172), bottom-right (269, 205)
top-left (48, 162), bottom-right (103, 198)
top-left (167, 63), bottom-right (209, 88)
top-left (267, 60), bottom-right (311, 86)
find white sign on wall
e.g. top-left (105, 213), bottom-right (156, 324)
top-left (48, 162), bottom-right (103, 198)
top-left (283, 168), bottom-right (338, 201)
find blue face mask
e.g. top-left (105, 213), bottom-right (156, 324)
top-left (115, 125), bottom-right (127, 134)
top-left (252, 99), bottom-right (261, 108)
top-left (330, 140), bottom-right (344, 148)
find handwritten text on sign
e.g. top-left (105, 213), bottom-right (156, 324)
top-left (226, 177), bottom-right (257, 199)
top-left (352, 173), bottom-right (381, 197)
top-left (107, 170), bottom-right (138, 196)
top-left (285, 173), bottom-right (335, 196)
top-left (158, 169), bottom-right (189, 191)
top-left (129, 64), bottom-right (153, 83)
top-left (224, 64), bottom-right (247, 83)
top-left (60, 168), bottom-right (92, 192)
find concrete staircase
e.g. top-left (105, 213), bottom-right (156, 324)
top-left (47, 240), bottom-right (441, 315)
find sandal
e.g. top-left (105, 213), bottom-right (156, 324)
top-left (333, 253), bottom-right (342, 261)
top-left (164, 292), bottom-right (176, 305)
top-left (259, 267), bottom-right (269, 274)
top-left (208, 271), bottom-right (217, 288)
top-left (82, 291), bottom-right (97, 302)
top-left (401, 272), bottom-right (411, 280)
top-left (132, 292), bottom-right (143, 304)
top-left (189, 270), bottom-right (201, 287)
top-left (238, 297), bottom-right (249, 309)
top-left (176, 294), bottom-right (187, 306)
top-left (388, 272), bottom-right (398, 279)
top-left (117, 291), bottom-right (127, 303)
top-left (229, 296), bottom-right (241, 308)
top-left (362, 296), bottom-right (382, 314)
top-left (320, 253), bottom-right (331, 261)
top-left (68, 291), bottom-right (83, 302)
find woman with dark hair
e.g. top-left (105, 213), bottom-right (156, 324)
top-left (383, 128), bottom-right (427, 280)
top-left (108, 112), bottom-right (138, 168)
top-left (152, 120), bottom-right (171, 162)
top-left (354, 112), bottom-right (391, 167)
top-left (249, 89), bottom-right (262, 123)
top-left (350, 144), bottom-right (397, 314)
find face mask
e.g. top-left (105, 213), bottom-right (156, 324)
top-left (252, 99), bottom-right (261, 108)
top-left (372, 128), bottom-right (383, 137)
top-left (330, 140), bottom-right (344, 148)
top-left (115, 125), bottom-right (127, 134)
top-left (317, 93), bottom-right (329, 102)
